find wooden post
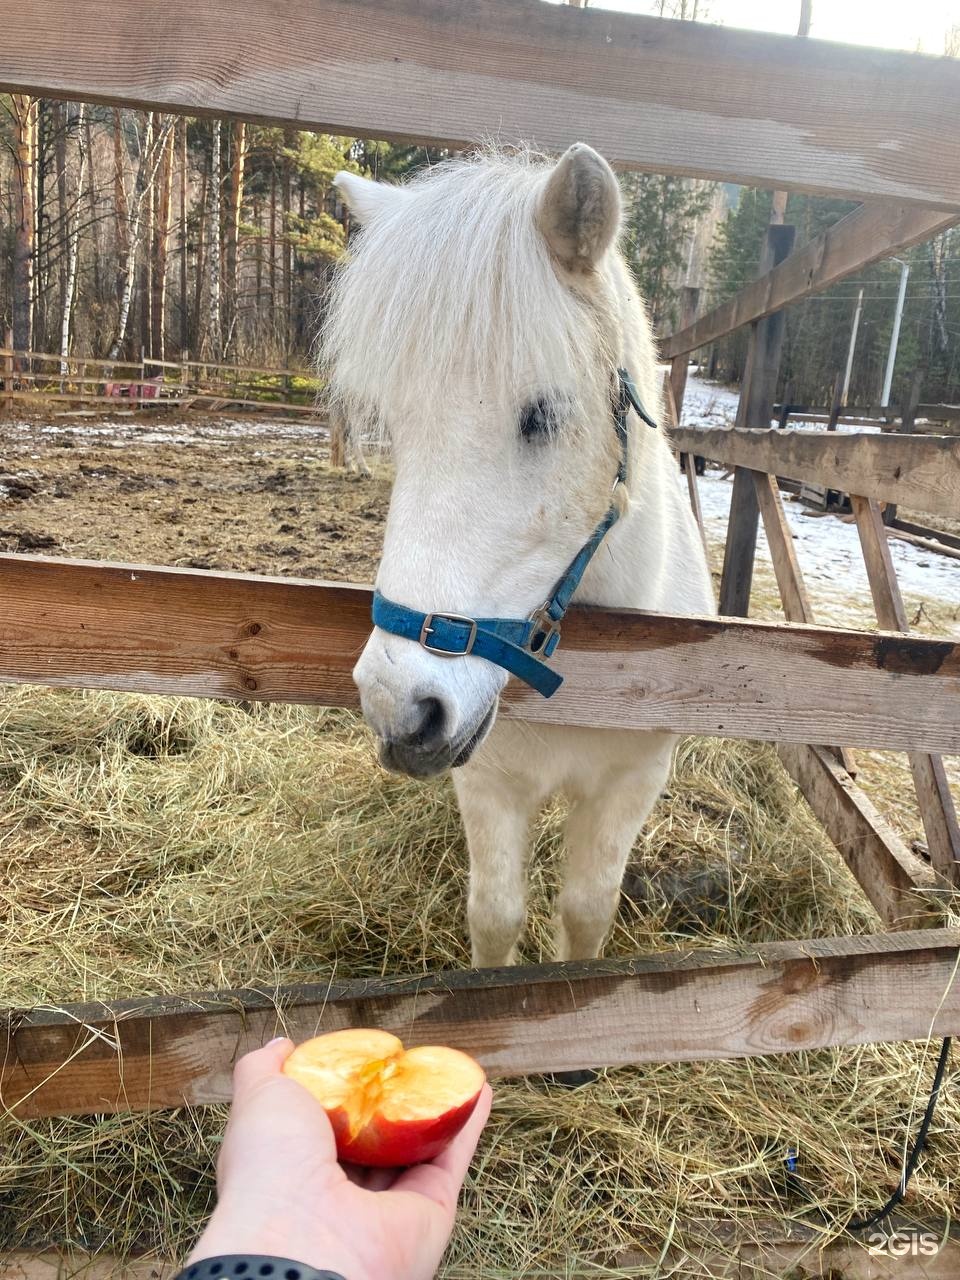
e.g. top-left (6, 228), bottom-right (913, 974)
top-left (329, 404), bottom-right (347, 469)
top-left (2, 327), bottom-right (13, 415)
top-left (883, 367), bottom-right (924, 525)
top-left (827, 370), bottom-right (844, 431)
top-left (719, 223), bottom-right (796, 616)
top-left (850, 493), bottom-right (960, 885)
top-left (750, 469), bottom-right (857, 777)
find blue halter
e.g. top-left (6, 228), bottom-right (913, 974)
top-left (371, 368), bottom-right (656, 698)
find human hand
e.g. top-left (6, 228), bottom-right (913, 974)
top-left (187, 1038), bottom-right (492, 1280)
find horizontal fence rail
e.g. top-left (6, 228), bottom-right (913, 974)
top-left (3, 929), bottom-right (958, 1118)
top-left (660, 205), bottom-right (957, 360)
top-left (0, 555), bottom-right (958, 753)
top-left (669, 426), bottom-right (960, 519)
top-left (1, 0), bottom-right (960, 208)
top-left (1, 347), bottom-right (322, 415)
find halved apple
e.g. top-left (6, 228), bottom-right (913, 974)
top-left (282, 1028), bottom-right (486, 1167)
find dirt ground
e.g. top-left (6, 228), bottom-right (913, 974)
top-left (0, 407), bottom-right (389, 578)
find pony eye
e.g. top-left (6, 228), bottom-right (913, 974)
top-left (518, 398), bottom-right (556, 442)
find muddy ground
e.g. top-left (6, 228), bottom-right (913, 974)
top-left (0, 408), bottom-right (389, 579)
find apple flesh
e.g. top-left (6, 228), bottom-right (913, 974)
top-left (281, 1028), bottom-right (486, 1167)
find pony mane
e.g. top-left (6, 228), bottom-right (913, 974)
top-left (319, 149), bottom-right (618, 440)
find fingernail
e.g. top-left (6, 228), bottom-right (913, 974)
top-left (266, 1036), bottom-right (288, 1046)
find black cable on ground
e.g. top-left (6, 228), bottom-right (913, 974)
top-left (846, 1036), bottom-right (952, 1234)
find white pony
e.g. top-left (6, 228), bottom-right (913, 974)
top-left (322, 145), bottom-right (714, 968)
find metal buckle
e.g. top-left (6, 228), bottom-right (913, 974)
top-left (526, 603), bottom-right (561, 655)
top-left (419, 612), bottom-right (479, 657)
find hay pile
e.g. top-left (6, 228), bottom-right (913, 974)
top-left (0, 687), bottom-right (957, 1274)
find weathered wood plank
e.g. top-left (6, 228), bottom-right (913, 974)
top-left (752, 471), bottom-right (813, 624)
top-left (0, 555), bottom-right (959, 752)
top-left (752, 470), bottom-right (854, 776)
top-left (2, 929), bottom-right (958, 1118)
top-left (668, 427), bottom-right (960, 520)
top-left (718, 227), bottom-right (795, 618)
top-left (719, 467), bottom-right (761, 616)
top-left (851, 495), bottom-right (960, 885)
top-left (887, 526), bottom-right (960, 562)
top-left (851, 495), bottom-right (910, 631)
top-left (750, 469), bottom-right (859, 785)
top-left (777, 744), bottom-right (936, 928)
top-left (1, 1), bottom-right (960, 207)
top-left (660, 204), bottom-right (956, 359)
top-left (891, 518), bottom-right (960, 553)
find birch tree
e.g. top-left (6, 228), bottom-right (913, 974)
top-left (206, 118), bottom-right (222, 359)
top-left (108, 111), bottom-right (174, 360)
top-left (59, 104), bottom-right (87, 374)
top-left (10, 94), bottom-right (38, 364)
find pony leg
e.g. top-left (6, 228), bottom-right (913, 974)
top-left (555, 745), bottom-right (673, 961)
top-left (453, 771), bottom-right (537, 969)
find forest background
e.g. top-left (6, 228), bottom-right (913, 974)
top-left (1, 8), bottom-right (957, 407)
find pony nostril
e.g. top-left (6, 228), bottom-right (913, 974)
top-left (406, 697), bottom-right (448, 751)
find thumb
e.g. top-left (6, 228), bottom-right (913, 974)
top-left (220, 1037), bottom-right (340, 1184)
top-left (232, 1037), bottom-right (295, 1101)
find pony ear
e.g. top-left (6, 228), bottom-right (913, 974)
top-left (536, 143), bottom-right (621, 271)
top-left (334, 171), bottom-right (404, 225)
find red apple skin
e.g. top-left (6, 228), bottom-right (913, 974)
top-left (281, 1031), bottom-right (486, 1168)
top-left (326, 1089), bottom-right (484, 1167)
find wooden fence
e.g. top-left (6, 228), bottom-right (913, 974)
top-left (0, 1), bottom-right (959, 1273)
top-left (1, 345), bottom-right (322, 415)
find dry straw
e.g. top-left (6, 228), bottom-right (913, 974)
top-left (0, 686), bottom-right (956, 1274)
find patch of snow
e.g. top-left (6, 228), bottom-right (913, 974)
top-left (36, 417), bottom-right (329, 448)
top-left (678, 374), bottom-right (960, 629)
top-left (673, 370), bottom-right (886, 435)
top-left (697, 473), bottom-right (960, 613)
top-left (677, 373), bottom-right (740, 428)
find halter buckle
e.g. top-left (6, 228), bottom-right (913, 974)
top-left (419, 612), bottom-right (478, 657)
top-left (526, 603), bottom-right (562, 656)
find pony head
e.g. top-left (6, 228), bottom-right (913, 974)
top-left (322, 145), bottom-right (634, 777)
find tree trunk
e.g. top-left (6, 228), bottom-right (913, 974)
top-left (108, 113), bottom-right (173, 360)
top-left (226, 119), bottom-right (246, 356)
top-left (206, 119), bottom-right (223, 360)
top-left (84, 111), bottom-right (103, 319)
top-left (11, 95), bottom-right (38, 368)
top-left (282, 127), bottom-right (294, 358)
top-left (269, 164), bottom-right (278, 338)
top-left (929, 231), bottom-right (950, 356)
top-left (254, 194), bottom-right (263, 335)
top-left (152, 123), bottom-right (175, 361)
top-left (179, 116), bottom-right (189, 357)
top-left (34, 101), bottom-right (46, 347)
top-left (193, 162), bottom-right (208, 357)
top-left (113, 109), bottom-right (131, 305)
top-left (140, 114), bottom-right (156, 358)
top-left (54, 101), bottom-right (69, 349)
top-left (59, 104), bottom-right (88, 376)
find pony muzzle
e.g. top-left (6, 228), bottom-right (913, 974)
top-left (353, 629), bottom-right (504, 778)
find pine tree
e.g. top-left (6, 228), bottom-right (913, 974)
top-left (620, 173), bottom-right (714, 330)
